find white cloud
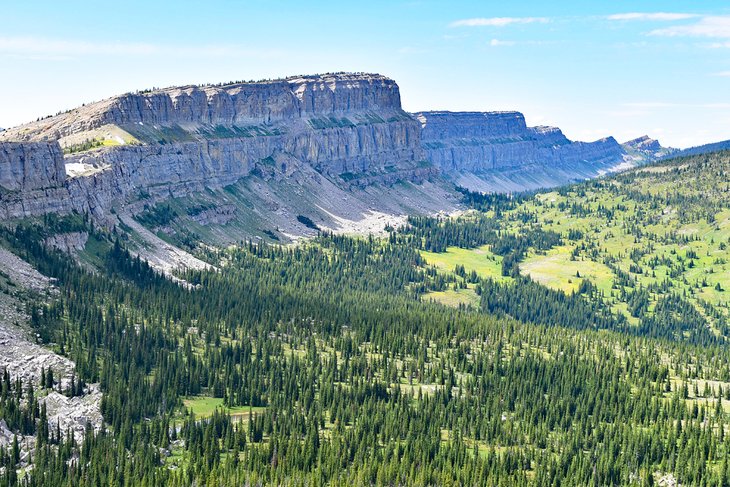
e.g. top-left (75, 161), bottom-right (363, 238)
top-left (0, 36), bottom-right (283, 59)
top-left (649, 15), bottom-right (730, 38)
top-left (607, 12), bottom-right (698, 22)
top-left (489, 39), bottom-right (516, 47)
top-left (714, 71), bottom-right (730, 76)
top-left (450, 17), bottom-right (548, 28)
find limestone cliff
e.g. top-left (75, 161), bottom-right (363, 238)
top-left (416, 111), bottom-right (626, 187)
top-left (3, 73), bottom-right (404, 139)
top-left (623, 135), bottom-right (675, 160)
top-left (0, 142), bottom-right (73, 218)
top-left (1, 74), bottom-right (671, 231)
top-left (0, 142), bottom-right (65, 191)
top-left (0, 73), bottom-right (436, 222)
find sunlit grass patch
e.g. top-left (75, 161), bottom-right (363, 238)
top-left (420, 244), bottom-right (507, 281)
top-left (183, 396), bottom-right (266, 420)
top-left (520, 245), bottom-right (615, 294)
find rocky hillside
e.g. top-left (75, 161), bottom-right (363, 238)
top-left (0, 73), bottom-right (693, 244)
top-left (416, 111), bottom-right (628, 192)
top-left (623, 135), bottom-right (676, 160)
top-left (0, 74), bottom-right (448, 237)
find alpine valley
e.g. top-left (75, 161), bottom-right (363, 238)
top-left (1, 72), bottom-right (730, 486)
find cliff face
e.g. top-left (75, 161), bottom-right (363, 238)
top-left (624, 135), bottom-right (662, 154)
top-left (623, 135), bottom-right (676, 160)
top-left (416, 111), bottom-right (529, 141)
top-left (416, 111), bottom-right (625, 178)
top-left (2, 73), bottom-right (405, 140)
top-left (0, 73), bottom-right (434, 220)
top-left (0, 142), bottom-right (75, 218)
top-left (0, 74), bottom-right (421, 176)
top-left (0, 75), bottom-right (657, 225)
top-left (0, 142), bottom-right (66, 191)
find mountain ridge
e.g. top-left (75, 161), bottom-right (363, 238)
top-left (416, 110), bottom-right (629, 192)
top-left (0, 73), bottom-right (450, 244)
top-left (0, 72), bottom-right (706, 242)
top-left (664, 138), bottom-right (730, 159)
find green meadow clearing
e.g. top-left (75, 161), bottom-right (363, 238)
top-left (183, 396), bottom-right (266, 420)
top-left (419, 154), bottom-right (730, 327)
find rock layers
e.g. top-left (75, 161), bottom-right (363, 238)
top-left (0, 142), bottom-right (66, 191)
top-left (415, 111), bottom-right (627, 191)
top-left (0, 73), bottom-right (433, 221)
top-left (0, 73), bottom-right (650, 224)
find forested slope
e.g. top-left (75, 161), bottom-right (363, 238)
top-left (1, 151), bottom-right (730, 486)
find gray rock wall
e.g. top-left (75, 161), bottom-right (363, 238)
top-left (0, 74), bottom-right (428, 220)
top-left (0, 76), bottom-right (634, 222)
top-left (0, 142), bottom-right (66, 191)
top-left (1, 73), bottom-right (404, 140)
top-left (416, 111), bottom-right (529, 140)
top-left (97, 73), bottom-right (402, 127)
top-left (416, 111), bottom-right (624, 174)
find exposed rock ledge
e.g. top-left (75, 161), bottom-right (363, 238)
top-left (416, 111), bottom-right (625, 173)
top-left (0, 73), bottom-right (432, 223)
top-left (0, 248), bottom-right (102, 462)
top-left (44, 232), bottom-right (89, 253)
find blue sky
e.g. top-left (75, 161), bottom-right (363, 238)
top-left (2, 1), bottom-right (730, 148)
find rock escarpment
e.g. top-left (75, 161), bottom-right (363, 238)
top-left (0, 142), bottom-right (74, 218)
top-left (623, 135), bottom-right (675, 160)
top-left (416, 111), bottom-right (625, 182)
top-left (0, 73), bottom-right (435, 220)
top-left (624, 135), bottom-right (662, 154)
top-left (2, 74), bottom-right (679, 226)
top-left (3, 74), bottom-right (404, 139)
top-left (0, 142), bottom-right (65, 191)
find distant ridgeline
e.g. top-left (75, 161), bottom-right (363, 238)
top-left (0, 72), bottom-right (681, 238)
top-left (663, 138), bottom-right (730, 159)
top-left (416, 111), bottom-right (642, 192)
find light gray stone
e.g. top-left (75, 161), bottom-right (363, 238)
top-left (415, 111), bottom-right (625, 174)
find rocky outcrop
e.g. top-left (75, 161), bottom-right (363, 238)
top-left (624, 135), bottom-right (662, 153)
top-left (623, 135), bottom-right (675, 160)
top-left (0, 142), bottom-right (66, 191)
top-left (416, 111), bottom-right (529, 141)
top-left (0, 73), bottom-right (406, 140)
top-left (0, 250), bottom-right (102, 464)
top-left (44, 232), bottom-right (89, 253)
top-left (189, 205), bottom-right (236, 226)
top-left (0, 73), bottom-right (434, 221)
top-left (64, 115), bottom-right (425, 185)
top-left (0, 143), bottom-right (75, 219)
top-left (416, 111), bottom-right (625, 174)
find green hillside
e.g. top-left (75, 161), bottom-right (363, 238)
top-left (420, 151), bottom-right (730, 343)
top-left (2, 151), bottom-right (730, 486)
